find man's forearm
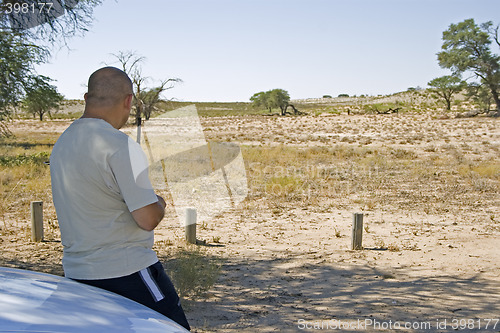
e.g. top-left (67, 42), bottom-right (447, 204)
top-left (131, 195), bottom-right (166, 231)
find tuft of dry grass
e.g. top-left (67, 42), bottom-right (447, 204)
top-left (160, 244), bottom-right (222, 299)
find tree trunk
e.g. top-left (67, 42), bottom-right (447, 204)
top-left (445, 98), bottom-right (451, 110)
top-left (281, 103), bottom-right (291, 115)
top-left (486, 83), bottom-right (500, 117)
top-left (288, 104), bottom-right (300, 115)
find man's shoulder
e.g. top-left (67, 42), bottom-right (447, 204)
top-left (54, 118), bottom-right (129, 157)
top-left (71, 118), bottom-right (127, 140)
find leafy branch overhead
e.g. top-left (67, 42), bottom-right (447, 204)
top-left (0, 0), bottom-right (102, 46)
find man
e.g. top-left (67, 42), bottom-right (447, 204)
top-left (50, 67), bottom-right (190, 331)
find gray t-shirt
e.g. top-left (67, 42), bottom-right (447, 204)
top-left (50, 118), bottom-right (159, 279)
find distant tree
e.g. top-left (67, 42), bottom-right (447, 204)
top-left (250, 91), bottom-right (271, 112)
top-left (22, 76), bottom-right (64, 121)
top-left (138, 86), bottom-right (168, 120)
top-left (112, 50), bottom-right (181, 123)
top-left (268, 89), bottom-right (290, 116)
top-left (428, 75), bottom-right (466, 110)
top-left (437, 19), bottom-right (500, 116)
top-left (322, 95), bottom-right (332, 98)
top-left (407, 86), bottom-right (423, 92)
top-left (466, 83), bottom-right (493, 113)
top-left (338, 93), bottom-right (349, 98)
top-left (250, 88), bottom-right (291, 115)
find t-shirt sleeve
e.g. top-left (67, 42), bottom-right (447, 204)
top-left (108, 137), bottom-right (158, 212)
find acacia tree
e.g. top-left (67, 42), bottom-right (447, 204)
top-left (138, 87), bottom-right (166, 120)
top-left (250, 91), bottom-right (272, 112)
top-left (22, 76), bottom-right (64, 120)
top-left (113, 51), bottom-right (181, 123)
top-left (466, 83), bottom-right (493, 112)
top-left (437, 19), bottom-right (500, 116)
top-left (0, 31), bottom-right (43, 132)
top-left (250, 89), bottom-right (290, 115)
top-left (427, 75), bottom-right (466, 110)
top-left (268, 89), bottom-right (290, 116)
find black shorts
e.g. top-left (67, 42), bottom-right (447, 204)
top-left (74, 261), bottom-right (190, 331)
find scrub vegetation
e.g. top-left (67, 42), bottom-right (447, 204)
top-left (0, 95), bottom-right (498, 331)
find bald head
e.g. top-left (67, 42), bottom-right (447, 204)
top-left (86, 67), bottom-right (133, 108)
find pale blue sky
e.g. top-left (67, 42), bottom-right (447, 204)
top-left (37, 0), bottom-right (500, 102)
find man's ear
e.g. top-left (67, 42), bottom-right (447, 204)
top-left (124, 94), bottom-right (133, 109)
top-left (84, 93), bottom-right (88, 101)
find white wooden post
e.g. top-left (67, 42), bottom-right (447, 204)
top-left (185, 208), bottom-right (197, 244)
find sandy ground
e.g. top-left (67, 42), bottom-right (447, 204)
top-left (1, 111), bottom-right (499, 332)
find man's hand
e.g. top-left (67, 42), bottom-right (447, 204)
top-left (131, 195), bottom-right (166, 231)
top-left (156, 195), bottom-right (166, 210)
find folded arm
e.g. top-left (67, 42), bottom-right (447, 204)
top-left (131, 195), bottom-right (166, 231)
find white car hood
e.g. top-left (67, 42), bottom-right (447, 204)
top-left (0, 267), bottom-right (188, 333)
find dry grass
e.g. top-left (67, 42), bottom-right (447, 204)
top-left (242, 142), bottom-right (499, 216)
top-left (0, 129), bottom-right (223, 301)
top-left (0, 107), bottom-right (498, 332)
top-left (156, 243), bottom-right (222, 300)
top-left (0, 134), bottom-right (53, 231)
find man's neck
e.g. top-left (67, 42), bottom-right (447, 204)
top-left (82, 108), bottom-right (120, 129)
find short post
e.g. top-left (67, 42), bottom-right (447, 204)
top-left (351, 212), bottom-right (363, 250)
top-left (136, 117), bottom-right (142, 143)
top-left (31, 201), bottom-right (43, 242)
top-left (185, 208), bottom-right (197, 244)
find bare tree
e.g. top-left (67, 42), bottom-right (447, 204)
top-left (112, 50), bottom-right (181, 124)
